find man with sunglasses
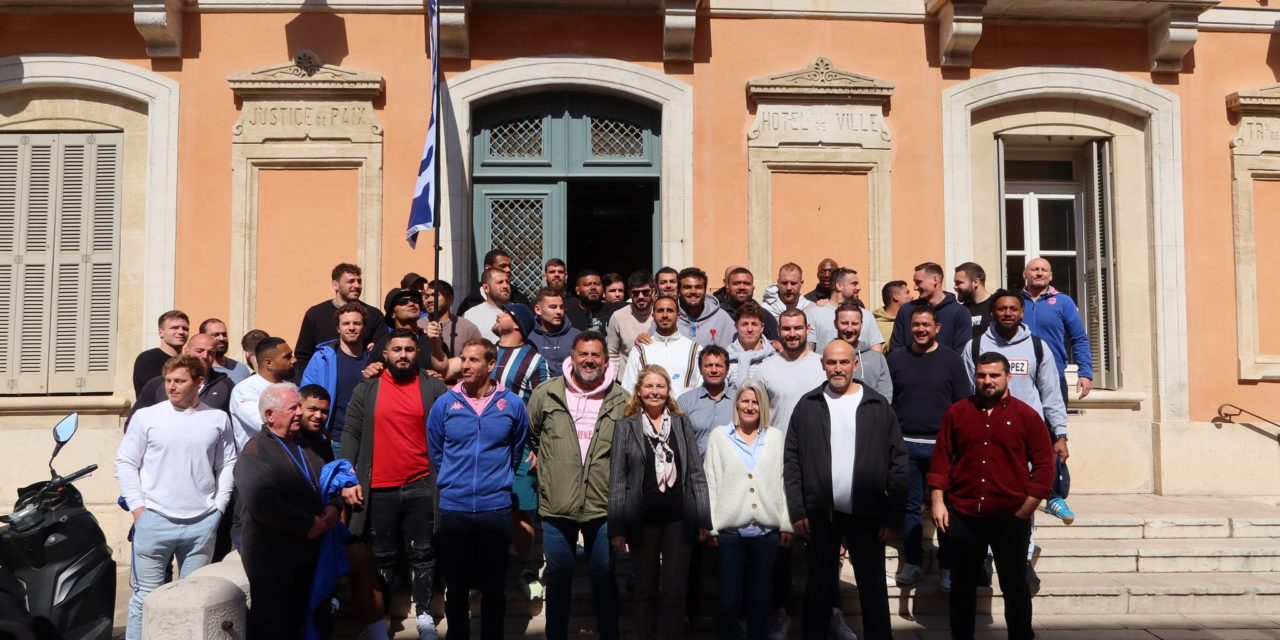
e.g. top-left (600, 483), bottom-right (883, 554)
top-left (605, 270), bottom-right (657, 371)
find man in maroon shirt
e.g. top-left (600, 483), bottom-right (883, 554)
top-left (928, 352), bottom-right (1053, 640)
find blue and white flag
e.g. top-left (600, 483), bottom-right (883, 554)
top-left (407, 0), bottom-right (440, 248)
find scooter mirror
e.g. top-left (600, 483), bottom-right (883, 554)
top-left (52, 413), bottom-right (79, 444)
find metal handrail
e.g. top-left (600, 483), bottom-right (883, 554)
top-left (1215, 404), bottom-right (1280, 446)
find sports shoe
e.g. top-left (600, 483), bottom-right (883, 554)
top-left (1043, 497), bottom-right (1076, 525)
top-left (768, 608), bottom-right (791, 640)
top-left (416, 612), bottom-right (439, 640)
top-left (1026, 564), bottom-right (1041, 595)
top-left (978, 555), bottom-right (993, 588)
top-left (829, 607), bottom-right (857, 640)
top-left (894, 563), bottom-right (923, 587)
top-left (939, 569), bottom-right (952, 592)
top-left (521, 569), bottom-right (544, 601)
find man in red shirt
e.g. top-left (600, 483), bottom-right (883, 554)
top-left (340, 329), bottom-right (449, 640)
top-left (928, 352), bottom-right (1053, 640)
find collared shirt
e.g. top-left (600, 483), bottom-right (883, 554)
top-left (723, 424), bottom-right (770, 536)
top-left (677, 383), bottom-right (736, 458)
top-left (927, 394), bottom-right (1055, 519)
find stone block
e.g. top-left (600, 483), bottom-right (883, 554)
top-left (1145, 518), bottom-right (1232, 539)
top-left (142, 575), bottom-right (246, 639)
top-left (1155, 422), bottom-right (1280, 496)
top-left (1233, 518), bottom-right (1280, 538)
top-left (1035, 541), bottom-right (1139, 573)
top-left (1059, 421), bottom-right (1154, 494)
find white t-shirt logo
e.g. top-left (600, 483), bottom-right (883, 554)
top-left (1009, 359), bottom-right (1031, 376)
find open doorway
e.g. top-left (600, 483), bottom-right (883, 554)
top-left (566, 180), bottom-right (657, 278)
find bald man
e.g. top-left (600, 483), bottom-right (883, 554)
top-left (1020, 258), bottom-right (1093, 402)
top-left (126, 333), bottom-right (236, 427)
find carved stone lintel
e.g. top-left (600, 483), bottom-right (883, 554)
top-left (229, 57), bottom-right (385, 144)
top-left (663, 0), bottom-right (697, 61)
top-left (1148, 5), bottom-right (1204, 73)
top-left (1227, 83), bottom-right (1280, 151)
top-left (928, 0), bottom-right (985, 69)
top-left (748, 57), bottom-right (895, 105)
top-left (133, 0), bottom-right (183, 58)
top-left (747, 58), bottom-right (894, 149)
top-left (439, 0), bottom-right (470, 60)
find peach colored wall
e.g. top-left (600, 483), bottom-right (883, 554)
top-left (769, 172), bottom-right (869, 278)
top-left (2, 13), bottom-right (1278, 421)
top-left (256, 168), bottom-right (359, 340)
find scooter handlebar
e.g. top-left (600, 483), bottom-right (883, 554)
top-left (48, 464), bottom-right (97, 492)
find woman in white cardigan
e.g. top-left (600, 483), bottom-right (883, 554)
top-left (704, 378), bottom-right (793, 640)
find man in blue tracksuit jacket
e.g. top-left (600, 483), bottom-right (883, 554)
top-left (426, 337), bottom-right (529, 640)
top-left (299, 303), bottom-right (372, 456)
top-left (1019, 258), bottom-right (1094, 404)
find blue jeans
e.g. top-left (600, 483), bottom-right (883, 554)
top-left (904, 440), bottom-right (949, 569)
top-left (716, 531), bottom-right (780, 640)
top-left (541, 517), bottom-right (618, 640)
top-left (127, 509), bottom-right (220, 640)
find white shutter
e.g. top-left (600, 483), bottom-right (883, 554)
top-left (0, 139), bottom-right (18, 390)
top-left (1084, 139), bottom-right (1119, 389)
top-left (4, 135), bottom-right (58, 394)
top-left (46, 134), bottom-right (121, 394)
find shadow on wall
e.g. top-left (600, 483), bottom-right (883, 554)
top-left (285, 12), bottom-right (350, 68)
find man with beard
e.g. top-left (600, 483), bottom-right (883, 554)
top-left (718, 267), bottom-right (780, 341)
top-left (888, 306), bottom-right (970, 590)
top-left (803, 258), bottom-right (838, 303)
top-left (200, 318), bottom-right (251, 384)
top-left (784, 339), bottom-right (907, 640)
top-left (762, 262), bottom-right (813, 321)
top-left (529, 287), bottom-right (579, 377)
top-left (370, 288), bottom-right (447, 375)
top-left (835, 303), bottom-right (892, 401)
top-left (606, 271), bottom-right (656, 371)
top-left (621, 295), bottom-right (702, 393)
top-left (421, 279), bottom-right (482, 359)
top-left (457, 249), bottom-right (532, 316)
top-left (543, 258), bottom-right (569, 294)
top-left (128, 334), bottom-right (235, 427)
top-left (526, 331), bottom-right (628, 640)
top-left (954, 262), bottom-right (993, 338)
top-left (428, 338), bottom-right (529, 640)
top-left (675, 267), bottom-right (735, 348)
top-left (294, 264), bottom-right (386, 379)
top-left (890, 262), bottom-right (973, 352)
top-left (806, 267), bottom-right (884, 354)
top-left (874, 281), bottom-right (911, 354)
top-left (655, 266), bottom-right (679, 298)
top-left (565, 269), bottom-right (624, 333)
top-left (929, 353), bottom-right (1053, 640)
top-left (230, 337), bottom-right (297, 451)
top-left (464, 268), bottom-right (514, 343)
top-left (300, 302), bottom-right (372, 455)
top-left (341, 330), bottom-right (449, 640)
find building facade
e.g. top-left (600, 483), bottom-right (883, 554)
top-left (2, 0), bottom-right (1279, 551)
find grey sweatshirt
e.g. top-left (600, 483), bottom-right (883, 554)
top-left (854, 345), bottom-right (893, 402)
top-left (962, 323), bottom-right (1069, 437)
top-left (678, 295), bottom-right (736, 349)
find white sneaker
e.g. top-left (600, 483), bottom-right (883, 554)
top-left (416, 612), bottom-right (439, 640)
top-left (828, 608), bottom-right (857, 640)
top-left (894, 563), bottom-right (923, 587)
top-left (768, 608), bottom-right (791, 640)
top-left (939, 570), bottom-right (952, 592)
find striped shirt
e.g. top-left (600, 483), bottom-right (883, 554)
top-left (493, 343), bottom-right (550, 404)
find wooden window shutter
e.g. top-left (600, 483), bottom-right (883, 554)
top-left (46, 133), bottom-right (121, 394)
top-left (1, 134), bottom-right (58, 394)
top-left (1084, 139), bottom-right (1120, 389)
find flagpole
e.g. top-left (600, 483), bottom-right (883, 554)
top-left (429, 0), bottom-right (445, 324)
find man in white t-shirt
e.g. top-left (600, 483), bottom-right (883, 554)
top-left (116, 354), bottom-right (237, 640)
top-left (751, 309), bottom-right (825, 435)
top-left (463, 268), bottom-right (514, 343)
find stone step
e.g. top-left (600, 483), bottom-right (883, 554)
top-left (1033, 538), bottom-right (1280, 574)
top-left (1032, 495), bottom-right (1280, 540)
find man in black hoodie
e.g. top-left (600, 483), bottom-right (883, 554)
top-left (529, 287), bottom-right (580, 377)
top-left (564, 269), bottom-right (623, 333)
top-left (127, 333), bottom-right (234, 428)
top-left (294, 263), bottom-right (386, 380)
top-left (890, 261), bottom-right (973, 352)
top-left (456, 248), bottom-right (532, 316)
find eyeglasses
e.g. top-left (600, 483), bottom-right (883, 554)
top-left (629, 288), bottom-right (654, 297)
top-left (394, 297), bottom-right (418, 306)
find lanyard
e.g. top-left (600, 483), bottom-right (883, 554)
top-left (270, 432), bottom-right (318, 495)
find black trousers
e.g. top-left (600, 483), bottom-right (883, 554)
top-left (367, 476), bottom-right (436, 616)
top-left (630, 521), bottom-right (693, 640)
top-left (947, 510), bottom-right (1035, 640)
top-left (247, 562), bottom-right (313, 640)
top-left (802, 512), bottom-right (891, 640)
top-left (438, 508), bottom-right (510, 640)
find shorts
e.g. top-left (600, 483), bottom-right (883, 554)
top-left (511, 444), bottom-right (538, 512)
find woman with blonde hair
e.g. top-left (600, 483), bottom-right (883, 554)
top-left (609, 364), bottom-right (711, 639)
top-left (704, 379), bottom-right (793, 640)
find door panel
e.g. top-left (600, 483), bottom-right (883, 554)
top-left (473, 183), bottom-right (565, 293)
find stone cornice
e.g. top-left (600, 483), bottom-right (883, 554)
top-left (747, 57), bottom-right (894, 105)
top-left (1227, 84), bottom-right (1280, 118)
top-left (228, 53), bottom-right (385, 100)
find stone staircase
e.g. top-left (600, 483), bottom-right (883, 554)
top-left (335, 493), bottom-right (1280, 638)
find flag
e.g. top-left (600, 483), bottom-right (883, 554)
top-left (407, 0), bottom-right (440, 248)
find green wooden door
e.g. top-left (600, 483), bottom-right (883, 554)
top-left (471, 92), bottom-right (661, 282)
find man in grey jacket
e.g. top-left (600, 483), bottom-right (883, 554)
top-left (834, 302), bottom-right (892, 401)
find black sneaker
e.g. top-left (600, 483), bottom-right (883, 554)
top-left (1025, 564), bottom-right (1041, 595)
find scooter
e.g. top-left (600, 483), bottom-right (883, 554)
top-left (0, 414), bottom-right (116, 640)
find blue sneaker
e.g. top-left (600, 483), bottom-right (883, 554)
top-left (1043, 497), bottom-right (1075, 525)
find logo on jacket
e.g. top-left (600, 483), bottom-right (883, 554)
top-left (1048, 298), bottom-right (1057, 305)
top-left (1009, 359), bottom-right (1030, 376)
top-left (451, 401), bottom-right (463, 410)
top-left (497, 398), bottom-right (508, 411)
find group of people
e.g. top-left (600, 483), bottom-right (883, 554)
top-left (114, 249), bottom-right (1094, 640)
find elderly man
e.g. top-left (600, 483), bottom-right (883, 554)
top-left (234, 382), bottom-right (342, 640)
